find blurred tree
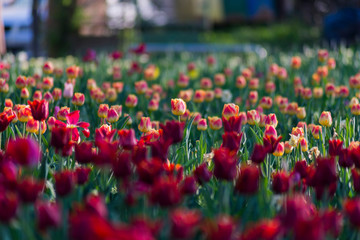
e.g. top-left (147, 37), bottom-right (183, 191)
top-left (32, 0), bottom-right (39, 57)
top-left (47, 0), bottom-right (81, 57)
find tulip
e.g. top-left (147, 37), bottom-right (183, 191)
top-left (208, 116), bottom-right (222, 130)
top-left (197, 118), bottom-right (207, 131)
top-left (43, 61), bottom-right (54, 74)
top-left (247, 110), bottom-right (260, 125)
top-left (236, 76), bottom-right (246, 89)
top-left (203, 215), bottom-right (235, 240)
top-left (15, 75), bottom-right (27, 89)
top-left (222, 103), bottom-right (239, 120)
top-left (170, 208), bottom-right (201, 239)
top-left (213, 148), bottom-right (237, 181)
top-left (273, 142), bottom-right (284, 157)
top-left (63, 82), bottom-right (74, 99)
top-left (72, 93), bottom-right (85, 106)
top-left (150, 176), bottom-right (181, 207)
top-left (291, 56), bottom-right (301, 69)
top-left (138, 117), bottom-right (152, 133)
top-left (54, 170), bottom-right (75, 197)
top-left (118, 129), bottom-right (137, 149)
top-left (222, 132), bottom-right (243, 151)
top-left (52, 88), bottom-right (62, 101)
top-left (75, 167), bottom-right (91, 185)
top-left (344, 198), bottom-right (360, 228)
top-left (125, 94), bottom-right (138, 108)
top-left (171, 98), bottom-right (187, 116)
top-left (36, 201), bottom-right (61, 231)
top-left (97, 104), bottom-right (109, 119)
top-left (0, 192), bottom-right (18, 223)
top-left (17, 177), bottom-right (44, 203)
top-left (28, 99), bottom-right (49, 121)
top-left (319, 111), bottom-right (332, 127)
top-left (272, 171), bottom-right (290, 194)
top-left (6, 137), bottom-right (41, 167)
top-left (235, 164), bottom-right (260, 194)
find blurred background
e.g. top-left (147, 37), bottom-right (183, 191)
top-left (2, 0), bottom-right (360, 57)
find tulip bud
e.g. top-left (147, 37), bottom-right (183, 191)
top-left (125, 94), bottom-right (138, 108)
top-left (43, 61), bottom-right (54, 74)
top-left (72, 93), bottom-right (85, 106)
top-left (273, 142), bottom-right (284, 157)
top-left (52, 88), bottom-right (62, 101)
top-left (248, 91), bottom-right (258, 105)
top-left (246, 110), bottom-right (260, 125)
top-left (296, 107), bottom-right (306, 119)
top-left (107, 108), bottom-right (119, 123)
top-left (319, 111), bottom-right (332, 127)
top-left (138, 117), bottom-right (152, 133)
top-left (291, 56), bottom-right (301, 69)
top-left (222, 103), bottom-right (239, 120)
top-left (171, 98), bottom-right (186, 116)
top-left (197, 118), bottom-right (207, 131)
top-left (57, 107), bottom-right (70, 121)
top-left (284, 141), bottom-right (293, 154)
top-left (15, 76), bottom-right (27, 89)
top-left (236, 76), bottom-right (246, 89)
top-left (265, 113), bottom-right (278, 127)
top-left (208, 116), bottom-right (222, 130)
top-left (214, 73), bottom-right (225, 86)
top-left (134, 80), bottom-right (148, 94)
top-left (272, 171), bottom-right (289, 194)
top-left (63, 82), bottom-right (74, 99)
top-left (300, 138), bottom-right (308, 152)
top-left (97, 104), bottom-right (109, 119)
top-left (193, 90), bottom-right (205, 103)
top-left (20, 88), bottom-right (29, 99)
top-left (352, 103), bottom-right (360, 115)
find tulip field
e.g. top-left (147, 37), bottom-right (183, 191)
top-left (2, 45), bottom-right (360, 239)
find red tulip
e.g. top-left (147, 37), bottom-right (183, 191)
top-left (55, 110), bottom-right (90, 142)
top-left (0, 191), bottom-right (18, 223)
top-left (180, 176), bottom-right (197, 195)
top-left (132, 144), bottom-right (148, 165)
top-left (85, 194), bottom-right (108, 219)
top-left (0, 110), bottom-right (15, 132)
top-left (202, 215), bottom-right (235, 240)
top-left (50, 126), bottom-right (71, 152)
top-left (94, 140), bottom-right (118, 166)
top-left (149, 139), bottom-right (171, 162)
top-left (112, 150), bottom-right (132, 179)
top-left (17, 177), bottom-right (44, 203)
top-left (294, 160), bottom-right (308, 179)
top-left (36, 201), bottom-right (61, 231)
top-left (222, 116), bottom-right (242, 133)
top-left (193, 163), bottom-right (212, 185)
top-left (28, 99), bottom-right (49, 121)
top-left (339, 148), bottom-right (354, 168)
top-left (329, 139), bottom-right (343, 156)
top-left (118, 129), bottom-right (137, 149)
top-left (250, 144), bottom-right (268, 164)
top-left (279, 195), bottom-right (315, 229)
top-left (241, 219), bottom-right (282, 240)
top-left (263, 135), bottom-right (282, 154)
top-left (150, 176), bottom-right (181, 207)
top-left (213, 148), bottom-right (237, 181)
top-left (75, 141), bottom-right (94, 164)
top-left (344, 198), bottom-right (360, 228)
top-left (95, 125), bottom-right (116, 144)
top-left (160, 120), bottom-right (184, 144)
top-left (235, 164), bottom-right (260, 195)
top-left (6, 137), bottom-right (41, 167)
top-left (1, 160), bottom-right (17, 190)
top-left (313, 157), bottom-right (337, 186)
top-left (222, 132), bottom-right (243, 151)
top-left (352, 168), bottom-right (360, 193)
top-left (75, 167), bottom-right (91, 185)
top-left (171, 208), bottom-right (201, 239)
top-left (321, 209), bottom-right (343, 238)
top-left (272, 171), bottom-right (290, 194)
top-left (54, 170), bottom-right (75, 197)
top-left (137, 158), bottom-right (164, 184)
top-left (294, 216), bottom-right (324, 240)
